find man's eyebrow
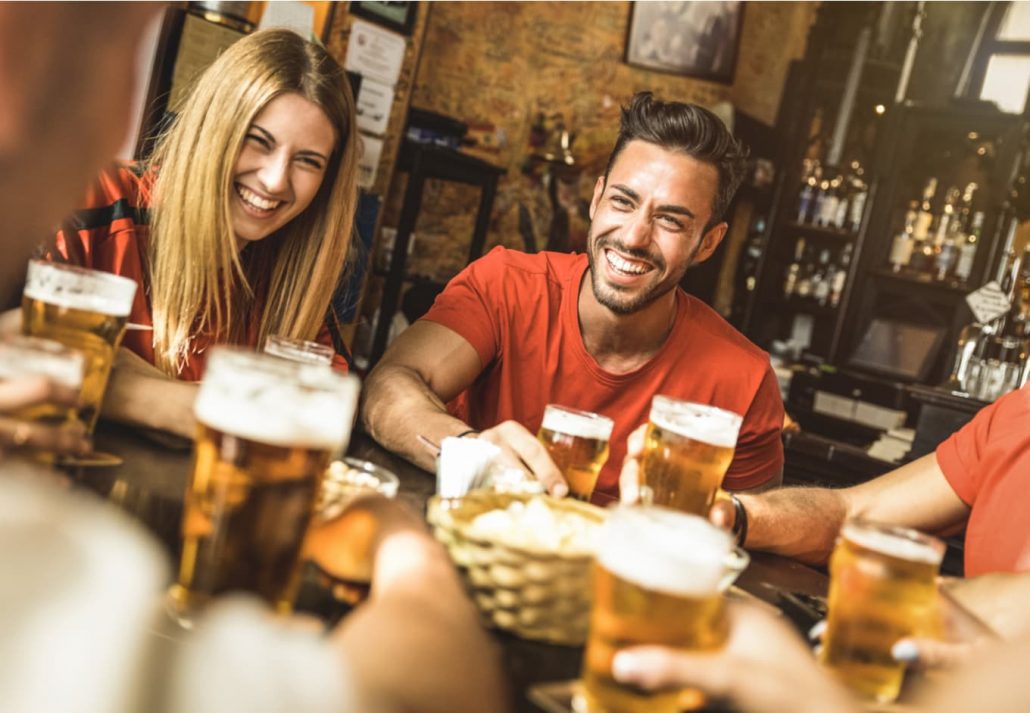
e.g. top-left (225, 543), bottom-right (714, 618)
top-left (611, 184), bottom-right (696, 219)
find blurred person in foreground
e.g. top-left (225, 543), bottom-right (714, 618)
top-left (363, 92), bottom-right (785, 503)
top-left (0, 5), bottom-right (505, 713)
top-left (620, 380), bottom-right (1030, 666)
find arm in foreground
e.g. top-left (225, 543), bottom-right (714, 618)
top-left (328, 497), bottom-right (509, 713)
top-left (100, 347), bottom-right (198, 438)
top-left (362, 321), bottom-right (567, 495)
top-left (726, 452), bottom-right (970, 566)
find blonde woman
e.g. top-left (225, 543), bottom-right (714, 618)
top-left (49, 29), bottom-right (359, 436)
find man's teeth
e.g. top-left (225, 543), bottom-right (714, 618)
top-left (606, 250), bottom-right (649, 275)
top-left (237, 185), bottom-right (281, 211)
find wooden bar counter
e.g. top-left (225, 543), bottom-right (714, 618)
top-left (79, 422), bottom-right (828, 713)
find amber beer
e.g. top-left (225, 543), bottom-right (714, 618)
top-left (0, 336), bottom-right (86, 450)
top-left (821, 520), bottom-right (945, 703)
top-left (21, 260), bottom-right (136, 432)
top-left (640, 396), bottom-right (741, 516)
top-left (170, 349), bottom-right (360, 619)
top-left (581, 507), bottom-right (747, 713)
top-left (537, 405), bottom-right (614, 501)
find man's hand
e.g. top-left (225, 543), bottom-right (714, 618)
top-left (0, 375), bottom-right (89, 456)
top-left (477, 420), bottom-right (568, 498)
top-left (611, 603), bottom-right (859, 713)
top-left (618, 423), bottom-right (647, 504)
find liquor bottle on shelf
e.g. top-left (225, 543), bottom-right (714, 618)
top-left (795, 248), bottom-right (815, 298)
top-left (888, 201), bottom-right (919, 273)
top-left (954, 210), bottom-right (984, 283)
top-left (846, 168), bottom-right (869, 233)
top-left (796, 160), bottom-right (820, 224)
top-left (912, 177), bottom-right (938, 243)
top-left (814, 178), bottom-right (839, 227)
top-left (932, 187), bottom-right (961, 280)
top-left (813, 248), bottom-right (832, 306)
top-left (783, 238), bottom-right (806, 297)
top-left (830, 243), bottom-right (853, 308)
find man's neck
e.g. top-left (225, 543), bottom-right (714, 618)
top-left (577, 269), bottom-right (679, 375)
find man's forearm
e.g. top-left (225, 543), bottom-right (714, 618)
top-left (739, 487), bottom-right (849, 565)
top-left (362, 364), bottom-right (472, 472)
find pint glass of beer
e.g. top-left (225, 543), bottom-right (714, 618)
top-left (0, 335), bottom-right (86, 456)
top-left (580, 506), bottom-right (748, 713)
top-left (821, 520), bottom-right (945, 703)
top-left (537, 405), bottom-right (614, 501)
top-left (263, 334), bottom-right (334, 366)
top-left (170, 348), bottom-right (360, 620)
top-left (639, 396), bottom-right (741, 516)
top-left (21, 260), bottom-right (137, 432)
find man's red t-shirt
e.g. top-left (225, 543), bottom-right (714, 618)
top-left (51, 164), bottom-right (348, 380)
top-left (936, 382), bottom-right (1030, 576)
top-left (422, 247), bottom-right (784, 502)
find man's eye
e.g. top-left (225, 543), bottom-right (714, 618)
top-left (658, 215), bottom-right (684, 229)
top-left (611, 196), bottom-right (632, 208)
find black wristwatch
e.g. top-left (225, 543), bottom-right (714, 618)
top-left (730, 494), bottom-right (749, 547)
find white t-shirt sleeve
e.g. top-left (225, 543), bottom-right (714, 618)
top-left (167, 597), bottom-right (353, 713)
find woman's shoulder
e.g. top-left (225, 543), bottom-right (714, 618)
top-left (84, 162), bottom-right (153, 209)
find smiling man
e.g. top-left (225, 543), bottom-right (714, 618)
top-left (363, 92), bottom-right (784, 502)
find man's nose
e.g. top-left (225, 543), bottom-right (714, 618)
top-left (621, 212), bottom-right (653, 248)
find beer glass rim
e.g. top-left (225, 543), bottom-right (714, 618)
top-left (841, 519), bottom-right (946, 564)
top-left (0, 334), bottom-right (86, 388)
top-left (264, 334), bottom-right (335, 365)
top-left (543, 404), bottom-right (614, 424)
top-left (541, 403), bottom-right (615, 439)
top-left (331, 457), bottom-right (400, 496)
top-left (201, 346), bottom-right (349, 385)
top-left (25, 259), bottom-right (137, 315)
top-left (650, 395), bottom-right (743, 424)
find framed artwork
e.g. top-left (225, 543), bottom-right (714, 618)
top-left (348, 1), bottom-right (417, 36)
top-left (625, 1), bottom-right (744, 83)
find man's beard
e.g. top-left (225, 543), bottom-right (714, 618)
top-left (586, 232), bottom-right (693, 315)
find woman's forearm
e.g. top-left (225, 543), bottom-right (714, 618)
top-left (101, 366), bottom-right (197, 438)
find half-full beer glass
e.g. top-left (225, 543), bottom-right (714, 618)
top-left (263, 334), bottom-right (334, 366)
top-left (21, 260), bottom-right (136, 432)
top-left (580, 506), bottom-right (748, 713)
top-left (537, 405), bottom-right (614, 501)
top-left (170, 348), bottom-right (360, 620)
top-left (821, 520), bottom-right (945, 703)
top-left (640, 396), bottom-right (741, 516)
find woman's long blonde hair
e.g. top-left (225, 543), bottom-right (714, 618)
top-left (145, 29), bottom-right (358, 375)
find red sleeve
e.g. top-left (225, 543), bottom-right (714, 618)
top-left (419, 247), bottom-right (506, 369)
top-left (51, 164), bottom-right (143, 269)
top-left (935, 394), bottom-right (1007, 506)
top-left (723, 364), bottom-right (785, 490)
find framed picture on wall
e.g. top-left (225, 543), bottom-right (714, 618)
top-left (625, 1), bottom-right (744, 83)
top-left (348, 1), bottom-right (417, 36)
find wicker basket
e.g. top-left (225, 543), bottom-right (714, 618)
top-left (427, 491), bottom-right (607, 646)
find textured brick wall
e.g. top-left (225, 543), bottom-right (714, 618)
top-left (374, 1), bottom-right (815, 289)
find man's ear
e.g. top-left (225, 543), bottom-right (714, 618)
top-left (589, 176), bottom-right (606, 220)
top-left (692, 222), bottom-right (728, 264)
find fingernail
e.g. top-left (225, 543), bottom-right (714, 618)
top-left (892, 640), bottom-right (919, 663)
top-left (612, 652), bottom-right (642, 681)
top-left (552, 483), bottom-right (568, 499)
top-left (808, 620), bottom-right (826, 641)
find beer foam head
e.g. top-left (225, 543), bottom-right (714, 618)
top-left (263, 335), bottom-right (334, 366)
top-left (24, 260), bottom-right (137, 317)
top-left (0, 336), bottom-right (85, 389)
top-left (649, 396), bottom-right (742, 449)
top-left (541, 405), bottom-right (614, 441)
top-left (842, 521), bottom-right (944, 566)
top-left (597, 506), bottom-right (736, 596)
top-left (194, 349), bottom-right (360, 450)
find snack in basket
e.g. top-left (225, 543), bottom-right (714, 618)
top-left (466, 496), bottom-right (599, 554)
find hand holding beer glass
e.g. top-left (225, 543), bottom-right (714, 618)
top-left (20, 260), bottom-right (137, 433)
top-left (537, 405), bottom-right (614, 502)
top-left (169, 348), bottom-right (360, 622)
top-left (639, 396), bottom-right (742, 516)
top-left (821, 520), bottom-right (945, 703)
top-left (0, 335), bottom-right (88, 458)
top-left (580, 506), bottom-right (748, 713)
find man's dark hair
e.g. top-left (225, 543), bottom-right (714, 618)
top-left (604, 92), bottom-right (749, 232)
